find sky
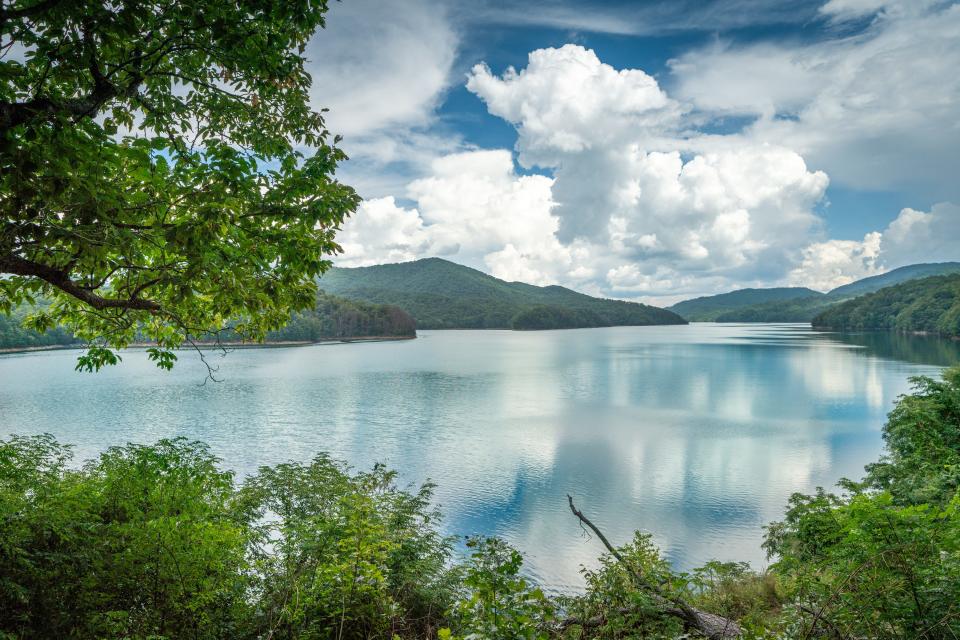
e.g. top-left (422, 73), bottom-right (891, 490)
top-left (304, 0), bottom-right (960, 305)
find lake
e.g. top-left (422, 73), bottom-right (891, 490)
top-left (2, 324), bottom-right (958, 591)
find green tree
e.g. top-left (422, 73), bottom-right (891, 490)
top-left (764, 369), bottom-right (960, 639)
top-left (0, 435), bottom-right (255, 639)
top-left (447, 537), bottom-right (553, 640)
top-left (239, 456), bottom-right (456, 639)
top-left (1, 0), bottom-right (359, 371)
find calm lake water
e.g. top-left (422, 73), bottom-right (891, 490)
top-left (2, 324), bottom-right (958, 590)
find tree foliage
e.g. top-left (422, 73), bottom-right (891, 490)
top-left (267, 291), bottom-right (415, 342)
top-left (0, 292), bottom-right (415, 350)
top-left (0, 300), bottom-right (78, 348)
top-left (813, 274), bottom-right (960, 337)
top-left (1, 0), bottom-right (359, 370)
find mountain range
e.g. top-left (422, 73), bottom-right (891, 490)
top-left (319, 257), bottom-right (685, 329)
top-left (668, 262), bottom-right (960, 322)
top-left (6, 259), bottom-right (958, 351)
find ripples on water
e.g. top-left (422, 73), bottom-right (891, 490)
top-left (1, 324), bottom-right (956, 591)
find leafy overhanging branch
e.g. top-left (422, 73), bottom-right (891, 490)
top-left (0, 0), bottom-right (360, 371)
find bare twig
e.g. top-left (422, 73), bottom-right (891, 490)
top-left (566, 495), bottom-right (741, 639)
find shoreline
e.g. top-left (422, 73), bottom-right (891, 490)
top-left (0, 335), bottom-right (416, 355)
top-left (811, 326), bottom-right (960, 341)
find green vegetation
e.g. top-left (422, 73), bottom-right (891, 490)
top-left (319, 258), bottom-right (685, 329)
top-left (0, 304), bottom-right (79, 350)
top-left (511, 305), bottom-right (605, 330)
top-left (813, 273), bottom-right (960, 337)
top-left (5, 367), bottom-right (960, 638)
top-left (828, 262), bottom-right (960, 298)
top-left (669, 262), bottom-right (960, 322)
top-left (713, 295), bottom-right (833, 322)
top-left (266, 292), bottom-right (415, 341)
top-left (668, 288), bottom-right (820, 322)
top-left (1, 1), bottom-right (358, 371)
top-left (0, 292), bottom-right (414, 350)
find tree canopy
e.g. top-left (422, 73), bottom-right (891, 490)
top-left (813, 273), bottom-right (960, 337)
top-left (1, 0), bottom-right (359, 371)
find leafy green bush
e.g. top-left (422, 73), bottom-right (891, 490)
top-left (0, 436), bottom-right (252, 639)
top-left (765, 368), bottom-right (960, 639)
top-left (446, 537), bottom-right (553, 639)
top-left (0, 438), bottom-right (455, 639)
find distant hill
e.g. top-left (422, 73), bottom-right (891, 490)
top-left (713, 295), bottom-right (833, 323)
top-left (813, 273), bottom-right (960, 337)
top-left (668, 262), bottom-right (960, 322)
top-left (318, 258), bottom-right (686, 329)
top-left (826, 262), bottom-right (960, 299)
top-left (668, 288), bottom-right (820, 322)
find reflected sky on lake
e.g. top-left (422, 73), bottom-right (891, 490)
top-left (1, 324), bottom-right (956, 590)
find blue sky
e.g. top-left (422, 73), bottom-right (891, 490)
top-left (306, 0), bottom-right (960, 303)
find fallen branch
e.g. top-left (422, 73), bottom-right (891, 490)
top-left (566, 494), bottom-right (741, 639)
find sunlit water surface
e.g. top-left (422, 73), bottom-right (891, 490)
top-left (2, 324), bottom-right (958, 591)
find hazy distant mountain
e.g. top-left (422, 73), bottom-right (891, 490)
top-left (826, 263), bottom-right (960, 299)
top-left (319, 258), bottom-right (686, 329)
top-left (710, 295), bottom-right (832, 323)
top-left (814, 273), bottom-right (960, 337)
top-left (668, 288), bottom-right (820, 322)
top-left (668, 262), bottom-right (960, 322)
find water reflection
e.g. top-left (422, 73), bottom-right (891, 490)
top-left (821, 329), bottom-right (960, 367)
top-left (0, 324), bottom-right (949, 590)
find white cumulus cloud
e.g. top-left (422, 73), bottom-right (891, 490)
top-left (337, 150), bottom-right (588, 287)
top-left (669, 1), bottom-right (960, 199)
top-left (304, 0), bottom-right (463, 199)
top-left (788, 202), bottom-right (960, 290)
top-left (338, 31), bottom-right (959, 304)
top-left (465, 45), bottom-right (832, 294)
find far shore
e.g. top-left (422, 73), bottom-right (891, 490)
top-left (0, 335), bottom-right (416, 356)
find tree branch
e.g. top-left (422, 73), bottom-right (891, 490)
top-left (0, 60), bottom-right (142, 130)
top-left (0, 253), bottom-right (161, 311)
top-left (0, 0), bottom-right (64, 22)
top-left (566, 495), bottom-right (741, 639)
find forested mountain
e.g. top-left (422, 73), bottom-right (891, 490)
top-left (266, 292), bottom-right (415, 341)
top-left (668, 262), bottom-right (960, 322)
top-left (813, 273), bottom-right (960, 337)
top-left (0, 293), bottom-right (414, 351)
top-left (712, 295), bottom-right (834, 322)
top-left (667, 287), bottom-right (820, 321)
top-left (827, 262), bottom-right (960, 298)
top-left (318, 258), bottom-right (685, 329)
